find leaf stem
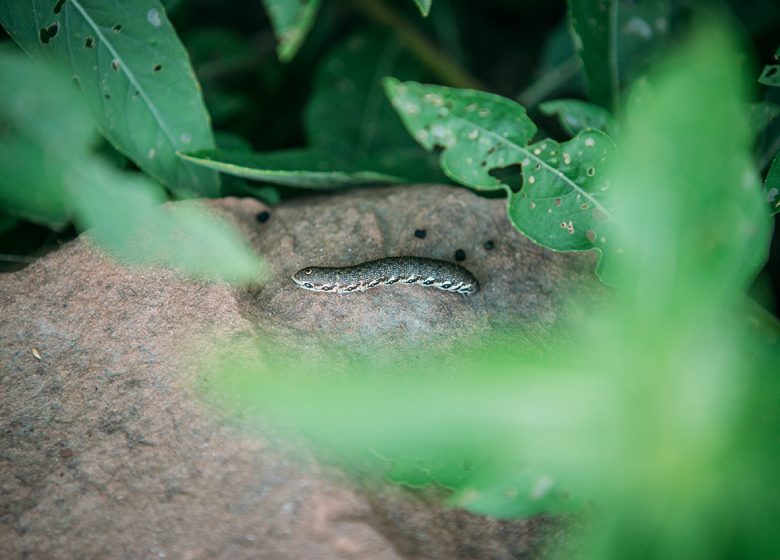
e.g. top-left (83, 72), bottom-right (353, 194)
top-left (348, 0), bottom-right (484, 90)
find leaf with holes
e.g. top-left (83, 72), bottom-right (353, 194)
top-left (412, 0), bottom-right (432, 17)
top-left (759, 45), bottom-right (780, 87)
top-left (179, 148), bottom-right (404, 189)
top-left (539, 99), bottom-right (616, 136)
top-left (385, 78), bottom-right (619, 282)
top-left (261, 0), bottom-right (321, 62)
top-left (0, 0), bottom-right (219, 197)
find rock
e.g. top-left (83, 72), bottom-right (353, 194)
top-left (0, 185), bottom-right (599, 559)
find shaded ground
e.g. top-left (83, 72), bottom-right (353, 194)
top-left (0, 185), bottom-right (602, 559)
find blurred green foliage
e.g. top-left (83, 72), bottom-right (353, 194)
top-left (205, 19), bottom-right (780, 558)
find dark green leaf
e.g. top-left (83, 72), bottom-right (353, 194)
top-left (765, 152), bottom-right (780, 215)
top-left (304, 29), bottom-right (446, 184)
top-left (385, 78), bottom-right (619, 281)
top-left (261, 0), bottom-right (321, 62)
top-left (567, 0), bottom-right (616, 108)
top-left (539, 98), bottom-right (616, 136)
top-left (0, 0), bottom-right (219, 197)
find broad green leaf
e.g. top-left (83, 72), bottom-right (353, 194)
top-left (765, 152), bottom-right (780, 215)
top-left (67, 159), bottom-right (267, 283)
top-left (759, 46), bottom-right (780, 87)
top-left (179, 148), bottom-right (403, 189)
top-left (539, 98), bottom-right (616, 136)
top-left (412, 0), bottom-right (432, 17)
top-left (385, 78), bottom-right (619, 282)
top-left (261, 0), bottom-right (321, 62)
top-left (0, 0), bottom-right (219, 197)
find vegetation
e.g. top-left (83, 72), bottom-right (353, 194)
top-left (1, 1), bottom-right (779, 558)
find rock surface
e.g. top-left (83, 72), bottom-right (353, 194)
top-left (0, 185), bottom-right (601, 559)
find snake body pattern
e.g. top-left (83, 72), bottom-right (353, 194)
top-left (292, 256), bottom-right (479, 296)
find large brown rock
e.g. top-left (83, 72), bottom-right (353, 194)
top-left (0, 185), bottom-right (600, 559)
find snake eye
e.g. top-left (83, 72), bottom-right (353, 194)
top-left (305, 268), bottom-right (313, 275)
top-left (304, 282), bottom-right (313, 289)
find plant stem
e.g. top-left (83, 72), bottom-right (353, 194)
top-left (349, 0), bottom-right (484, 90)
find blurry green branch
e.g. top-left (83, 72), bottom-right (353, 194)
top-left (349, 0), bottom-right (484, 90)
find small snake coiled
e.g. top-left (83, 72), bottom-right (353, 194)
top-left (292, 256), bottom-right (479, 296)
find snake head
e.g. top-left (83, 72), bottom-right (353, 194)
top-left (292, 266), bottom-right (328, 291)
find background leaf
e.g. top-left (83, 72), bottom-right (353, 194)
top-left (260, 0), bottom-right (321, 62)
top-left (765, 152), bottom-right (780, 215)
top-left (179, 148), bottom-right (403, 189)
top-left (411, 0), bottom-right (432, 17)
top-left (567, 0), bottom-right (683, 110)
top-left (759, 45), bottom-right (780, 87)
top-left (0, 0), bottom-right (219, 197)
top-left (183, 29), bottom-right (447, 188)
top-left (384, 78), bottom-right (620, 283)
top-left (539, 98), bottom-right (616, 136)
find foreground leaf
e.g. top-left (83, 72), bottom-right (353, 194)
top-left (261, 0), bottom-right (321, 62)
top-left (0, 0), bottom-right (219, 197)
top-left (384, 78), bottom-right (620, 283)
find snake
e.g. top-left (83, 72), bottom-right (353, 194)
top-left (292, 256), bottom-right (479, 296)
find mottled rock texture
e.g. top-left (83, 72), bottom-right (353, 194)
top-left (0, 185), bottom-right (601, 559)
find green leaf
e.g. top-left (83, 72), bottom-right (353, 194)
top-left (0, 48), bottom-right (92, 227)
top-left (0, 0), bottom-right (219, 197)
top-left (384, 78), bottom-right (619, 282)
top-left (748, 101), bottom-right (780, 137)
top-left (765, 152), bottom-right (780, 216)
top-left (261, 0), bottom-right (321, 62)
top-left (412, 0), bottom-right (432, 17)
top-left (567, 0), bottom-right (617, 109)
top-left (539, 98), bottom-right (616, 136)
top-left (186, 29), bottom-right (447, 188)
top-left (67, 159), bottom-right (267, 283)
top-left (303, 29), bottom-right (446, 183)
top-left (611, 19), bottom-right (771, 303)
top-left (567, 0), bottom-right (681, 109)
top-left (179, 148), bottom-right (403, 189)
top-left (759, 45), bottom-right (780, 87)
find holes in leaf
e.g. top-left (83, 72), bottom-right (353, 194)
top-left (39, 22), bottom-right (59, 45)
top-left (766, 66), bottom-right (779, 78)
top-left (112, 24), bottom-right (122, 32)
top-left (84, 37), bottom-right (94, 48)
top-left (586, 167), bottom-right (596, 177)
top-left (111, 59), bottom-right (121, 71)
top-left (153, 64), bottom-right (163, 72)
top-left (489, 164), bottom-right (523, 192)
top-left (454, 249), bottom-right (466, 261)
top-left (104, 93), bottom-right (111, 100)
top-left (53, 0), bottom-right (66, 14)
